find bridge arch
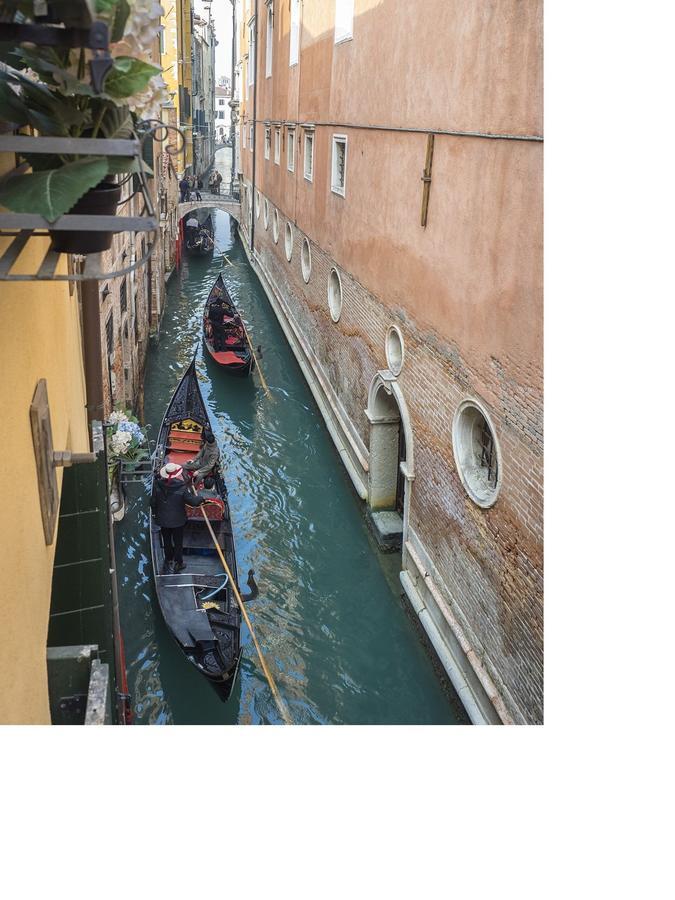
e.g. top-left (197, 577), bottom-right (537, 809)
top-left (178, 199), bottom-right (241, 224)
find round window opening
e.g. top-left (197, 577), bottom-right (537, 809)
top-left (452, 400), bottom-right (502, 508)
top-left (272, 208), bottom-right (279, 243)
top-left (263, 198), bottom-right (269, 230)
top-left (327, 268), bottom-right (343, 322)
top-left (301, 237), bottom-right (312, 283)
top-left (386, 326), bottom-right (404, 376)
top-left (255, 190), bottom-right (260, 219)
top-left (285, 222), bottom-right (293, 261)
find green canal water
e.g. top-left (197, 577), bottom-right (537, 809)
top-left (115, 208), bottom-right (467, 725)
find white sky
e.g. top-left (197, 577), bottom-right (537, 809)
top-left (194, 0), bottom-right (233, 82)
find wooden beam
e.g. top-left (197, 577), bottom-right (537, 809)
top-left (420, 133), bottom-right (435, 227)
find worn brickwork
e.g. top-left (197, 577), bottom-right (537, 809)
top-left (240, 183), bottom-right (543, 724)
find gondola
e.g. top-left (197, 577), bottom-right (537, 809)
top-left (202, 273), bottom-right (254, 377)
top-left (149, 359), bottom-right (256, 701)
top-left (185, 213), bottom-right (214, 256)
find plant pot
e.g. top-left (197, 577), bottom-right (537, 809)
top-left (50, 181), bottom-right (122, 255)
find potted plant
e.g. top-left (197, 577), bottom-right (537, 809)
top-left (0, 0), bottom-right (166, 253)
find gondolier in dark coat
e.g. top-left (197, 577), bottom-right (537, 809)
top-left (151, 462), bottom-right (206, 573)
top-left (183, 427), bottom-right (220, 482)
top-left (208, 296), bottom-right (227, 350)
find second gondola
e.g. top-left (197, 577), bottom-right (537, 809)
top-left (202, 274), bottom-right (254, 377)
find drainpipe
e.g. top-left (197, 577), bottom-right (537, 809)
top-left (81, 279), bottom-right (104, 433)
top-left (250, 0), bottom-right (258, 252)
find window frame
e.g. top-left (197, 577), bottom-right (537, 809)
top-left (274, 125), bottom-right (281, 165)
top-left (289, 0), bottom-right (300, 66)
top-left (334, 0), bottom-right (354, 45)
top-left (303, 129), bottom-right (314, 183)
top-left (248, 18), bottom-right (256, 86)
top-left (264, 125), bottom-right (271, 160)
top-left (287, 127), bottom-right (295, 172)
top-left (265, 2), bottom-right (274, 78)
top-left (331, 134), bottom-right (348, 197)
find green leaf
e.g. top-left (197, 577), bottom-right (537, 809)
top-left (0, 157), bottom-right (109, 223)
top-left (103, 56), bottom-right (160, 100)
top-left (111, 0), bottom-right (131, 43)
top-left (97, 103), bottom-right (134, 139)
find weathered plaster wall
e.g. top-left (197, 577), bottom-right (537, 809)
top-left (237, 1), bottom-right (543, 723)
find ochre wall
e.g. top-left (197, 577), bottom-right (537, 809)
top-left (0, 167), bottom-right (89, 722)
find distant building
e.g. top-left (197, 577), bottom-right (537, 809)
top-left (215, 85), bottom-right (231, 144)
top-left (235, 0), bottom-right (544, 725)
top-left (192, 6), bottom-right (217, 178)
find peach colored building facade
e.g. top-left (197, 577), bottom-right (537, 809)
top-left (235, 0), bottom-right (543, 724)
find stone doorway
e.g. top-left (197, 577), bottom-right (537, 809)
top-left (366, 373), bottom-right (414, 552)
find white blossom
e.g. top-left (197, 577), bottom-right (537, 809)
top-left (108, 410), bottom-right (129, 425)
top-left (110, 430), bottom-right (133, 456)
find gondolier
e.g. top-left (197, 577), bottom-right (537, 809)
top-left (150, 462), bottom-right (207, 573)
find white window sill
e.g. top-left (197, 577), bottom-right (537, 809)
top-left (304, 174), bottom-right (313, 183)
top-left (331, 185), bottom-right (346, 197)
top-left (335, 35), bottom-right (353, 45)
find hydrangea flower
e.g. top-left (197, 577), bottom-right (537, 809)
top-left (110, 430), bottom-right (133, 456)
top-left (109, 410), bottom-right (129, 425)
top-left (117, 420), bottom-right (144, 443)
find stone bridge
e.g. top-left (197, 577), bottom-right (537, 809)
top-left (178, 195), bottom-right (240, 223)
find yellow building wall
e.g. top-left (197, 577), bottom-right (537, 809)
top-left (162, 0), bottom-right (193, 173)
top-left (0, 158), bottom-right (90, 723)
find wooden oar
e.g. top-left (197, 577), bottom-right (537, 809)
top-left (243, 326), bottom-right (271, 399)
top-left (198, 505), bottom-right (292, 725)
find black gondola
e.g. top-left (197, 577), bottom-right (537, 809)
top-left (149, 360), bottom-right (254, 701)
top-left (203, 273), bottom-right (254, 377)
top-left (184, 213), bottom-right (214, 256)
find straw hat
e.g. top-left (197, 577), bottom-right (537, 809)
top-left (160, 462), bottom-right (184, 481)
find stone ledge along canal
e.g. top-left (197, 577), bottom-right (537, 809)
top-left (115, 208), bottom-right (468, 725)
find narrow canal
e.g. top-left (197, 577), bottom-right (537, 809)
top-left (115, 204), bottom-right (467, 725)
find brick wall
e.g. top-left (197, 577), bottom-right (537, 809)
top-left (240, 182), bottom-right (543, 724)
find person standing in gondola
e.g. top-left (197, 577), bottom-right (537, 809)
top-left (151, 463), bottom-right (206, 573)
top-left (208, 295), bottom-right (227, 350)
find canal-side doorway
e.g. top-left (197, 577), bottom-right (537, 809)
top-left (365, 373), bottom-right (414, 553)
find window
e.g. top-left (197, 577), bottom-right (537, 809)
top-left (266, 2), bottom-right (273, 78)
top-left (263, 198), bottom-right (269, 229)
top-left (285, 222), bottom-right (293, 260)
top-left (287, 127), bottom-right (295, 171)
top-left (120, 277), bottom-right (127, 313)
top-left (303, 130), bottom-right (314, 181)
top-left (335, 0), bottom-right (354, 44)
top-left (289, 0), bottom-right (300, 66)
top-left (249, 124), bottom-right (253, 149)
top-left (255, 190), bottom-right (261, 219)
top-left (327, 268), bottom-right (343, 322)
top-left (452, 400), bottom-right (502, 508)
top-left (301, 237), bottom-right (311, 282)
top-left (331, 135), bottom-right (347, 196)
top-left (264, 125), bottom-right (271, 159)
top-left (385, 326), bottom-right (404, 376)
top-left (274, 126), bottom-right (280, 164)
top-left (248, 19), bottom-right (256, 86)
top-left (272, 208), bottom-right (279, 243)
top-left (242, 123), bottom-right (246, 149)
